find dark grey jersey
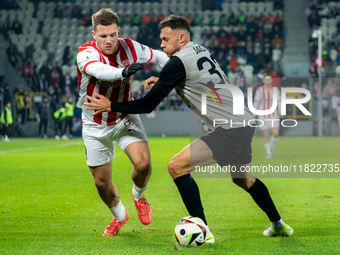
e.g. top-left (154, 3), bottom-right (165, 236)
top-left (173, 42), bottom-right (253, 130)
top-left (109, 42), bottom-right (254, 131)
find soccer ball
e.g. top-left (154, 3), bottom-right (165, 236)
top-left (174, 216), bottom-right (208, 247)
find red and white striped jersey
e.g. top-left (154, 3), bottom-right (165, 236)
top-left (254, 85), bottom-right (281, 119)
top-left (76, 38), bottom-right (168, 126)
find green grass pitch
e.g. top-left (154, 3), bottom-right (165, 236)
top-left (1, 136), bottom-right (339, 254)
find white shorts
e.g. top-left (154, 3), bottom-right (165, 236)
top-left (82, 114), bottom-right (148, 167)
top-left (258, 117), bottom-right (280, 130)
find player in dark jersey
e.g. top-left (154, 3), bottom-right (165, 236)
top-left (85, 14), bottom-right (293, 241)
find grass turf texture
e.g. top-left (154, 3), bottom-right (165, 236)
top-left (0, 137), bottom-right (339, 254)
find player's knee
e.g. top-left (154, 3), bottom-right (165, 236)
top-left (167, 160), bottom-right (184, 179)
top-left (94, 177), bottom-right (109, 191)
top-left (134, 158), bottom-right (151, 173)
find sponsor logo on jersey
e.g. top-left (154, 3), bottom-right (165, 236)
top-left (97, 78), bottom-right (131, 88)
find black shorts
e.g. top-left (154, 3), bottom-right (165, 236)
top-left (199, 126), bottom-right (255, 167)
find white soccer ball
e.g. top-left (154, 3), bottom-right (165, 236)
top-left (174, 216), bottom-right (208, 247)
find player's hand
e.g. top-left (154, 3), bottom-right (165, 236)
top-left (122, 62), bottom-right (143, 78)
top-left (84, 93), bottom-right (111, 116)
top-left (144, 76), bottom-right (159, 90)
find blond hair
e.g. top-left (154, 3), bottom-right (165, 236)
top-left (92, 8), bottom-right (119, 31)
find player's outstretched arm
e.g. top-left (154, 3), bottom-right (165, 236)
top-left (85, 80), bottom-right (175, 115)
top-left (144, 76), bottom-right (159, 90)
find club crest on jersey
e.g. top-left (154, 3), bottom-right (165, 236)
top-left (97, 78), bottom-right (130, 88)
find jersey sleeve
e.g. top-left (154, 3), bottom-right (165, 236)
top-left (132, 40), bottom-right (169, 67)
top-left (77, 47), bottom-right (124, 80)
top-left (77, 47), bottom-right (101, 75)
top-left (110, 56), bottom-right (186, 113)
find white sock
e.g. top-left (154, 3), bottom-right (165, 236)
top-left (264, 143), bottom-right (271, 156)
top-left (270, 136), bottom-right (278, 149)
top-left (271, 219), bottom-right (285, 231)
top-left (109, 200), bottom-right (126, 221)
top-left (132, 183), bottom-right (147, 201)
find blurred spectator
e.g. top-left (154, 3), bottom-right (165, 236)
top-left (273, 0), bottom-right (284, 10)
top-left (3, 83), bottom-right (12, 105)
top-left (256, 49), bottom-right (266, 70)
top-left (71, 5), bottom-right (82, 19)
top-left (80, 11), bottom-right (91, 26)
top-left (63, 97), bottom-right (74, 139)
top-left (13, 83), bottom-right (27, 125)
top-left (257, 68), bottom-right (266, 80)
top-left (309, 62), bottom-right (318, 78)
top-left (2, 16), bottom-right (11, 38)
top-left (246, 47), bottom-right (257, 71)
top-left (271, 71), bottom-right (281, 88)
top-left (38, 73), bottom-right (49, 92)
top-left (27, 69), bottom-right (39, 92)
top-left (308, 8), bottom-right (321, 28)
top-left (192, 12), bottom-right (202, 26)
top-left (238, 11), bottom-right (246, 24)
top-left (323, 79), bottom-right (336, 96)
top-left (54, 4), bottom-right (63, 19)
top-left (271, 25), bottom-right (283, 40)
top-left (63, 46), bottom-right (71, 65)
top-left (39, 61), bottom-right (51, 80)
top-left (20, 59), bottom-right (33, 78)
top-left (220, 14), bottom-right (228, 26)
top-left (37, 96), bottom-right (50, 138)
top-left (63, 5), bottom-right (71, 19)
top-left (6, 42), bottom-right (19, 68)
top-left (235, 41), bottom-right (246, 57)
top-left (50, 67), bottom-right (62, 86)
top-left (11, 16), bottom-right (22, 34)
top-left (200, 34), bottom-right (210, 48)
top-left (209, 33), bottom-right (219, 50)
top-left (218, 32), bottom-right (229, 47)
top-left (313, 54), bottom-right (325, 76)
top-left (132, 12), bottom-right (141, 26)
top-left (273, 12), bottom-right (283, 30)
top-left (53, 106), bottom-right (68, 140)
top-left (227, 52), bottom-right (237, 73)
top-left (54, 62), bottom-right (63, 76)
top-left (265, 61), bottom-right (274, 74)
top-left (228, 12), bottom-right (238, 26)
top-left (237, 29), bottom-right (247, 42)
top-left (235, 69), bottom-right (246, 92)
top-left (1, 101), bottom-right (13, 142)
top-left (271, 34), bottom-right (283, 48)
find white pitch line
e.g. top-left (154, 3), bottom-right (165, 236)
top-left (0, 142), bottom-right (83, 155)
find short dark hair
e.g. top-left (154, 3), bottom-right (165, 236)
top-left (92, 8), bottom-right (119, 31)
top-left (159, 14), bottom-right (190, 33)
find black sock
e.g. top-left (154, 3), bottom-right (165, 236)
top-left (247, 178), bottom-right (281, 222)
top-left (174, 174), bottom-right (207, 225)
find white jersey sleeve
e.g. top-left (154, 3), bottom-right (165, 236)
top-left (77, 48), bottom-right (124, 80)
top-left (131, 40), bottom-right (169, 67)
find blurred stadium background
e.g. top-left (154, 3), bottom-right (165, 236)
top-left (0, 0), bottom-right (340, 138)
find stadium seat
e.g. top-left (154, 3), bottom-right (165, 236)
top-left (237, 57), bottom-right (247, 65)
top-left (330, 49), bottom-right (338, 62)
top-left (244, 65), bottom-right (254, 74)
top-left (328, 18), bottom-right (337, 27)
top-left (265, 2), bottom-right (273, 12)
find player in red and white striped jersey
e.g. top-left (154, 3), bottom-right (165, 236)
top-left (76, 8), bottom-right (169, 236)
top-left (254, 75), bottom-right (281, 159)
